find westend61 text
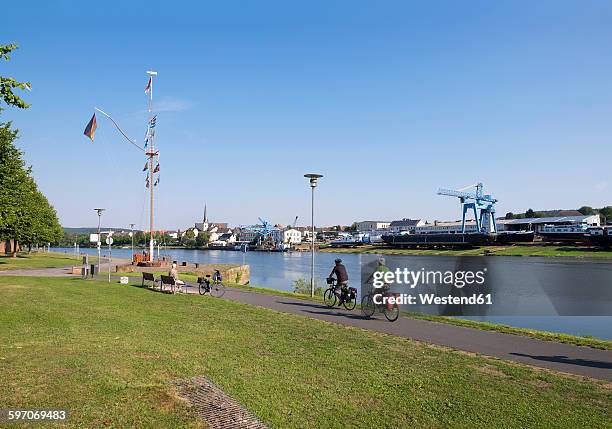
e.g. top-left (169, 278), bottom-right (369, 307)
top-left (373, 293), bottom-right (493, 306)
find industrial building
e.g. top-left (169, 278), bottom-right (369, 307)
top-left (355, 220), bottom-right (391, 232)
top-left (497, 215), bottom-right (600, 232)
top-left (388, 219), bottom-right (426, 233)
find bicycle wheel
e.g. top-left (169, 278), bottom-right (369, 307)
top-left (383, 303), bottom-right (399, 322)
top-left (198, 282), bottom-right (206, 295)
top-left (343, 296), bottom-right (356, 311)
top-left (210, 282), bottom-right (226, 298)
top-left (361, 294), bottom-right (375, 318)
top-left (323, 288), bottom-right (336, 307)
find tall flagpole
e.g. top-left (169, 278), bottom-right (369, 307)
top-left (146, 70), bottom-right (157, 262)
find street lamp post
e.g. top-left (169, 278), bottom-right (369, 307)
top-left (304, 174), bottom-right (323, 297)
top-left (94, 208), bottom-right (105, 276)
top-left (129, 223), bottom-right (135, 260)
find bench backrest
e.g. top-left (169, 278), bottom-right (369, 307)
top-left (142, 272), bottom-right (155, 281)
top-left (160, 274), bottom-right (175, 285)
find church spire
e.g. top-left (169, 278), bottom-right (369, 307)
top-left (203, 204), bottom-right (208, 223)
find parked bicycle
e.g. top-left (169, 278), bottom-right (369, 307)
top-left (197, 274), bottom-right (226, 297)
top-left (361, 288), bottom-right (400, 322)
top-left (323, 277), bottom-right (357, 310)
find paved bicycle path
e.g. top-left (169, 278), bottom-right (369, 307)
top-left (181, 284), bottom-right (612, 381)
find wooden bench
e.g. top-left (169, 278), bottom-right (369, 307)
top-left (141, 272), bottom-right (156, 288)
top-left (159, 275), bottom-right (185, 294)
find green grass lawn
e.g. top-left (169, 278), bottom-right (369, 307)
top-left (0, 252), bottom-right (80, 271)
top-left (321, 244), bottom-right (612, 258)
top-left (0, 276), bottom-right (610, 428)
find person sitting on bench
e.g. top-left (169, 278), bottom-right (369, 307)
top-left (169, 262), bottom-right (185, 292)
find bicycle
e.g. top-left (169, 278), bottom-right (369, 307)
top-left (361, 287), bottom-right (400, 322)
top-left (323, 277), bottom-right (357, 310)
top-left (198, 275), bottom-right (226, 298)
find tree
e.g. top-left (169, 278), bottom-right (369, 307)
top-left (525, 209), bottom-right (535, 218)
top-left (0, 44), bottom-right (30, 109)
top-left (181, 229), bottom-right (196, 247)
top-left (195, 232), bottom-right (210, 248)
top-left (22, 189), bottom-right (63, 251)
top-left (0, 121), bottom-right (33, 255)
top-left (0, 43), bottom-right (61, 255)
top-left (0, 130), bottom-right (62, 254)
top-left (597, 206), bottom-right (612, 224)
top-left (505, 212), bottom-right (515, 219)
top-left (578, 206), bottom-right (595, 215)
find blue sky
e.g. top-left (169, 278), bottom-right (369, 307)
top-left (2, 0), bottom-right (611, 229)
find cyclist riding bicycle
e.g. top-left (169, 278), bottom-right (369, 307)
top-left (329, 258), bottom-right (349, 304)
top-left (365, 257), bottom-right (391, 289)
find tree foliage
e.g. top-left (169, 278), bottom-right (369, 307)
top-left (0, 121), bottom-right (62, 253)
top-left (0, 43), bottom-right (61, 254)
top-left (195, 232), bottom-right (210, 248)
top-left (577, 206), bottom-right (595, 216)
top-left (0, 44), bottom-right (30, 109)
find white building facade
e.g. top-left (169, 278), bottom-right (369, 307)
top-left (283, 228), bottom-right (303, 244)
top-left (355, 221), bottom-right (391, 233)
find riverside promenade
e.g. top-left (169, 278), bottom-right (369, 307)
top-left (1, 266), bottom-right (611, 381)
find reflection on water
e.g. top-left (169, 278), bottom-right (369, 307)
top-left (56, 247), bottom-right (612, 340)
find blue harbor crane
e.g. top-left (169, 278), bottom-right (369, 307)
top-left (240, 217), bottom-right (280, 248)
top-left (437, 183), bottom-right (498, 234)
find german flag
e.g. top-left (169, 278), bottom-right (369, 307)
top-left (83, 113), bottom-right (97, 142)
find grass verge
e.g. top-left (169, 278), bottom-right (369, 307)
top-left (0, 252), bottom-right (80, 271)
top-left (0, 276), bottom-right (610, 428)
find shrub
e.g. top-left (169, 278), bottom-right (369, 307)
top-left (293, 278), bottom-right (323, 296)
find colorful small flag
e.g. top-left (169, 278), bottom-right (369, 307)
top-left (154, 177), bottom-right (159, 187)
top-left (146, 178), bottom-right (150, 188)
top-left (143, 162), bottom-right (148, 172)
top-left (153, 163), bottom-right (160, 173)
top-left (148, 115), bottom-right (157, 129)
top-left (144, 77), bottom-right (151, 94)
top-left (83, 113), bottom-right (97, 142)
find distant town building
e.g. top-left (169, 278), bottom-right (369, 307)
top-left (388, 218), bottom-right (426, 233)
top-left (190, 204), bottom-right (230, 243)
top-left (355, 221), bottom-right (391, 233)
top-left (283, 228), bottom-right (303, 244)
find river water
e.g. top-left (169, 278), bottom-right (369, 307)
top-left (56, 247), bottom-right (612, 340)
